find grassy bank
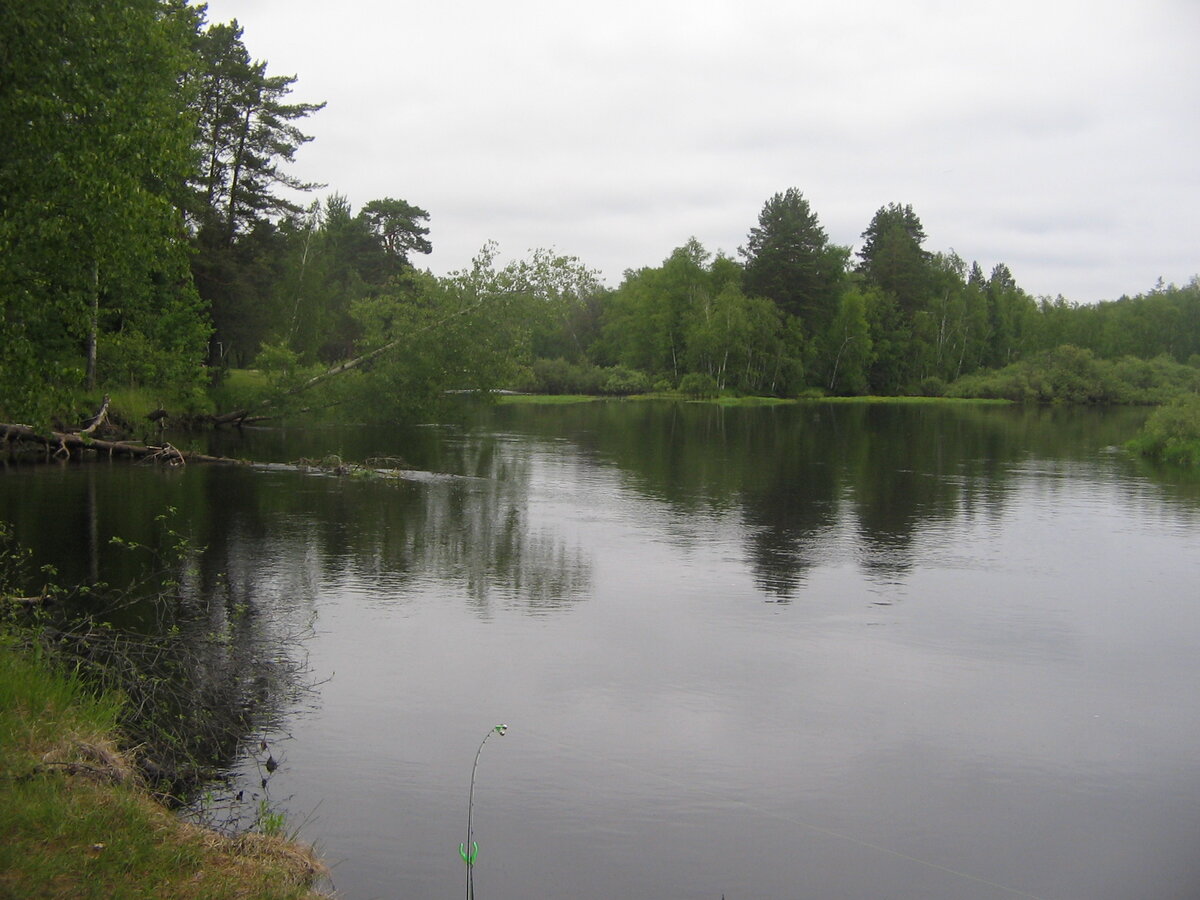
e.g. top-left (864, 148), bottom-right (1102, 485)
top-left (0, 639), bottom-right (328, 900)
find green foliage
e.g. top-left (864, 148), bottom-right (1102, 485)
top-left (948, 345), bottom-right (1200, 404)
top-left (601, 240), bottom-right (712, 379)
top-left (679, 372), bottom-right (718, 399)
top-left (599, 239), bottom-right (805, 397)
top-left (5, 1), bottom-right (1196, 428)
top-left (359, 198), bottom-right (433, 269)
top-left (741, 187), bottom-right (846, 333)
top-left (255, 340), bottom-right (320, 400)
top-left (1027, 278), bottom-right (1200, 364)
top-left (0, 642), bottom-right (324, 899)
top-left (917, 376), bottom-right (947, 397)
top-left (186, 15), bottom-right (325, 369)
top-left (600, 366), bottom-right (652, 396)
top-left (522, 358), bottom-right (605, 394)
top-left (819, 286), bottom-right (874, 394)
top-left (255, 798), bottom-right (289, 838)
top-left (331, 244), bottom-right (600, 422)
top-left (0, 0), bottom-right (210, 422)
top-left (185, 18), bottom-right (325, 242)
top-left (857, 203), bottom-right (930, 313)
top-left (1128, 393), bottom-right (1200, 466)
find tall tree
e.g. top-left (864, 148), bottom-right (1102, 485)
top-left (185, 16), bottom-right (324, 365)
top-left (269, 195), bottom-right (433, 363)
top-left (186, 19), bottom-right (325, 244)
top-left (0, 0), bottom-right (208, 420)
top-left (741, 188), bottom-right (845, 333)
top-left (857, 202), bottom-right (931, 314)
top-left (820, 286), bottom-right (874, 394)
top-left (358, 198), bottom-right (432, 275)
top-left (985, 263), bottom-right (1036, 367)
top-left (602, 239), bottom-right (712, 380)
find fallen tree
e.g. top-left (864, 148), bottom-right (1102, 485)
top-left (1, 423), bottom-right (243, 466)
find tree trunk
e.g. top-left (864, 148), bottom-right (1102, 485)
top-left (0, 423), bottom-right (241, 466)
top-left (86, 259), bottom-right (99, 390)
top-left (224, 104), bottom-right (253, 244)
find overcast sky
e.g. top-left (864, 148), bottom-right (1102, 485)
top-left (198, 0), bottom-right (1198, 302)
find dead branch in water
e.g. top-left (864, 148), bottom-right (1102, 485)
top-left (0, 423), bottom-right (244, 466)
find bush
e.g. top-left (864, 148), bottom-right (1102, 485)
top-left (916, 376), bottom-right (946, 397)
top-left (678, 372), bottom-right (718, 399)
top-left (947, 345), bottom-right (1200, 404)
top-left (522, 358), bottom-right (605, 394)
top-left (1128, 393), bottom-right (1200, 466)
top-left (599, 366), bottom-right (651, 396)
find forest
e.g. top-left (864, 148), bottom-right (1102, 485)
top-left (3, 0), bottom-right (1199, 429)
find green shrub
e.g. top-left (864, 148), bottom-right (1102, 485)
top-left (599, 365), bottom-right (651, 396)
top-left (525, 358), bottom-right (605, 394)
top-left (678, 372), bottom-right (718, 399)
top-left (1128, 393), bottom-right (1200, 466)
top-left (916, 376), bottom-right (946, 397)
top-left (948, 345), bottom-right (1200, 404)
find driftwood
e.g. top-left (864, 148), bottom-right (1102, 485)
top-left (0, 423), bottom-right (244, 466)
top-left (78, 395), bottom-right (111, 436)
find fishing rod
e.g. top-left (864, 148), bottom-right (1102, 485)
top-left (460, 724), bottom-right (508, 900)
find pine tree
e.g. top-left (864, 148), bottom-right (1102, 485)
top-left (741, 188), bottom-right (845, 334)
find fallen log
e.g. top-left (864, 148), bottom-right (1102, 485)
top-left (0, 423), bottom-right (244, 466)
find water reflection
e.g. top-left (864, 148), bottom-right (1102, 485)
top-left (479, 400), bottom-right (1156, 601)
top-left (5, 401), bottom-right (1198, 900)
top-left (0, 433), bottom-right (594, 792)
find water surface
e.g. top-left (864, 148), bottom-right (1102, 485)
top-left (3, 402), bottom-right (1199, 899)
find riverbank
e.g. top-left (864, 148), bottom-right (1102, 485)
top-left (0, 638), bottom-right (329, 900)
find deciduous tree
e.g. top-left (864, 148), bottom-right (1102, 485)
top-left (0, 0), bottom-right (208, 420)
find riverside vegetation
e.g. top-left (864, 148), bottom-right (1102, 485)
top-left (0, 642), bottom-right (327, 900)
top-left (0, 520), bottom-right (328, 899)
top-left (2, 3), bottom-right (1199, 464)
top-left (4, 3), bottom-right (1197, 894)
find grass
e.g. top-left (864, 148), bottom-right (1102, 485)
top-left (811, 394), bottom-right (1012, 405)
top-left (0, 638), bottom-right (328, 900)
top-left (208, 369), bottom-right (273, 412)
top-left (497, 391), bottom-right (1012, 407)
top-left (495, 393), bottom-right (607, 405)
top-left (709, 395), bottom-right (796, 406)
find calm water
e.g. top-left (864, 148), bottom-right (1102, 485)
top-left (4, 402), bottom-right (1200, 900)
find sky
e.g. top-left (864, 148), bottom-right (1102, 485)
top-left (197, 0), bottom-right (1199, 302)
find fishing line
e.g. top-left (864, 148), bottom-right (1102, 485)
top-left (514, 724), bottom-right (1046, 900)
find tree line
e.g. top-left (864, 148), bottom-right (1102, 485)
top-left (568, 192), bottom-right (1200, 399)
top-left (3, 1), bottom-right (1197, 426)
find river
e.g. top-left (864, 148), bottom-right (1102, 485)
top-left (3, 401), bottom-right (1199, 899)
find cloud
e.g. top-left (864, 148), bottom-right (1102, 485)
top-left (202, 0), bottom-right (1199, 301)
